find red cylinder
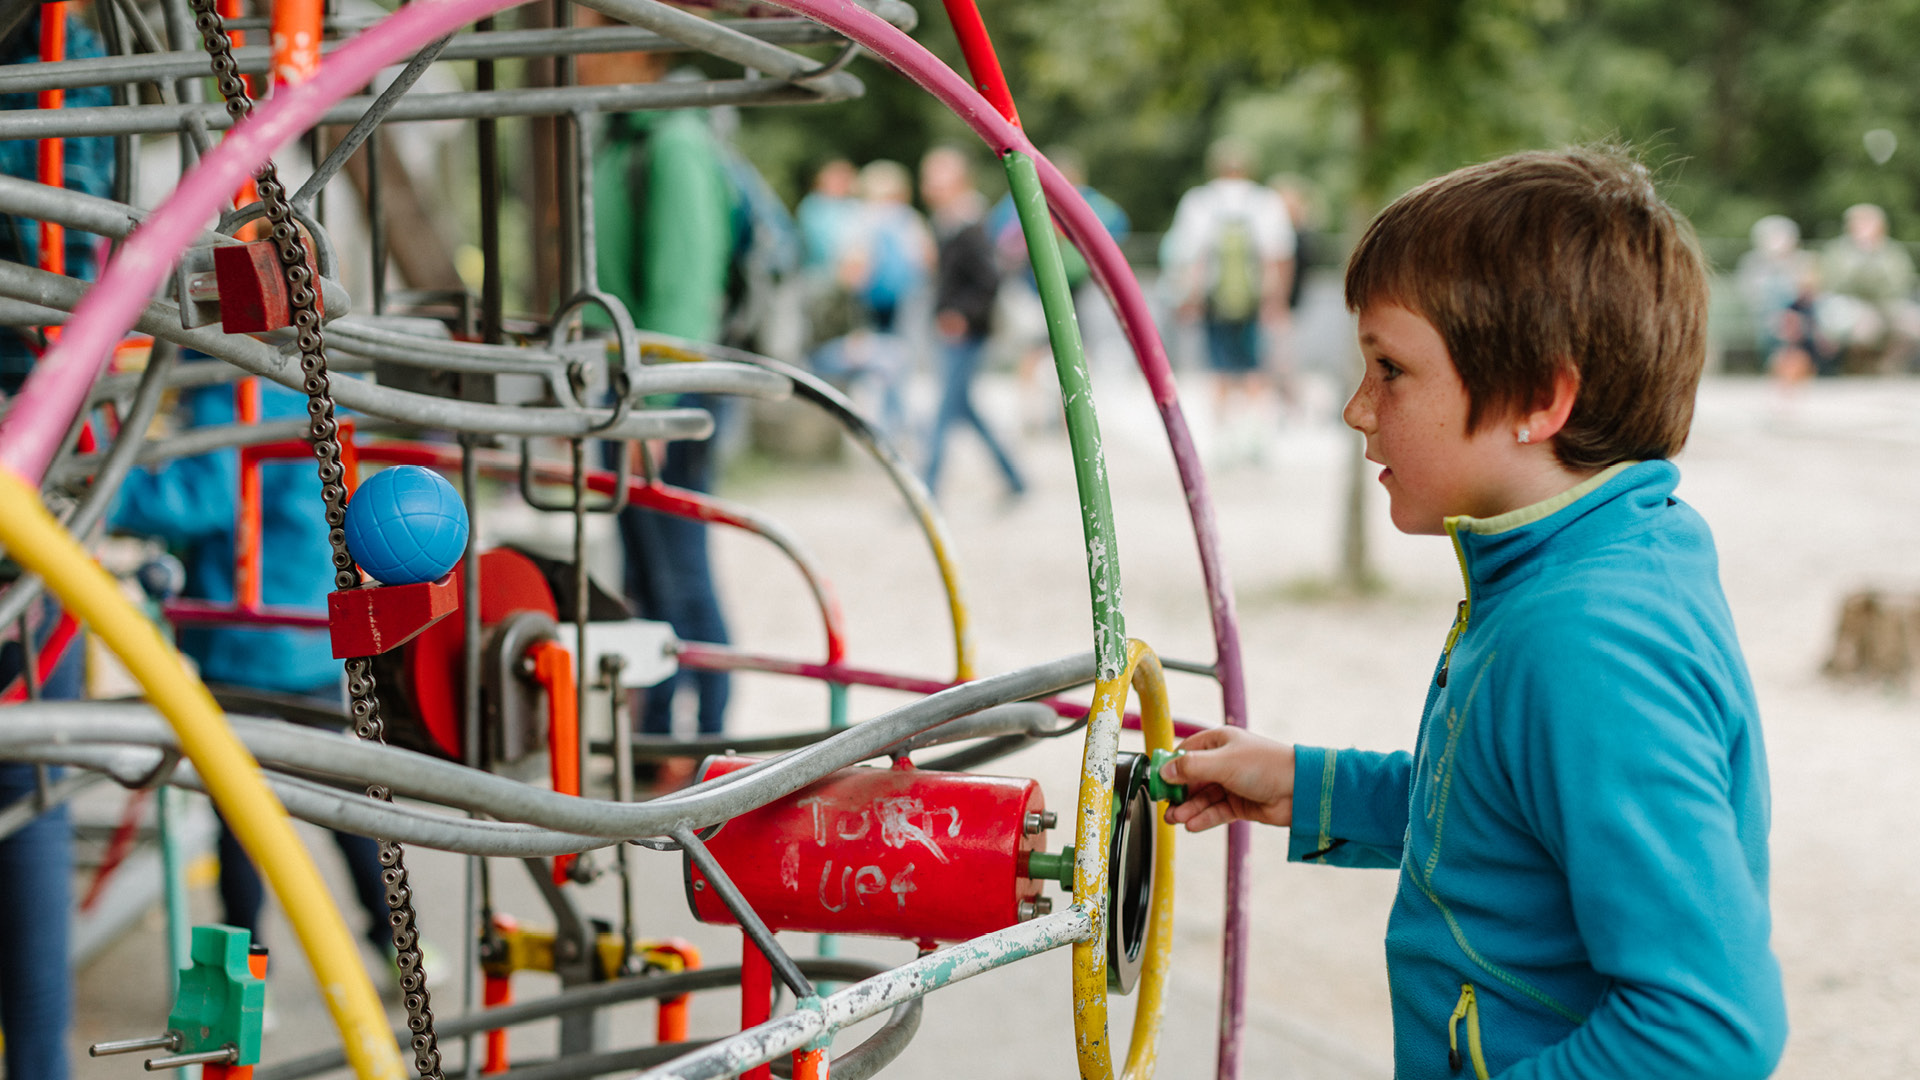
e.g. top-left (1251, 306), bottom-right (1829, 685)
top-left (685, 758), bottom-right (1049, 944)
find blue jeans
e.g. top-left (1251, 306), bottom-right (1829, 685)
top-left (214, 686), bottom-right (391, 951)
top-left (0, 608), bottom-right (85, 1080)
top-left (923, 335), bottom-right (1025, 498)
top-left (1204, 318), bottom-right (1261, 373)
top-left (613, 396), bottom-right (731, 736)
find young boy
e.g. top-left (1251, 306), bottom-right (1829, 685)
top-left (1162, 149), bottom-right (1788, 1078)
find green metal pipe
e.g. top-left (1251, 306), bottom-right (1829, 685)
top-left (1001, 149), bottom-right (1127, 682)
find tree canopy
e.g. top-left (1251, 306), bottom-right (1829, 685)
top-left (736, 0), bottom-right (1920, 247)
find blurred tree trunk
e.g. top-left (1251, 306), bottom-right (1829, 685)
top-left (1338, 74), bottom-right (1384, 593)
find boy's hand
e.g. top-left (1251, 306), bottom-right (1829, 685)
top-left (1159, 727), bottom-right (1295, 832)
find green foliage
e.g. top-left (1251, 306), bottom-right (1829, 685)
top-left (730, 0), bottom-right (1920, 244)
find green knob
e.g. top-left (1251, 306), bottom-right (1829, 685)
top-left (1147, 749), bottom-right (1187, 805)
top-left (1024, 846), bottom-right (1076, 889)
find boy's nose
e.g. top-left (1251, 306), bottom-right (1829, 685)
top-left (1342, 381), bottom-right (1374, 433)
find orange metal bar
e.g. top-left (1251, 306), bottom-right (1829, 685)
top-left (792, 1049), bottom-right (829, 1080)
top-left (650, 940), bottom-right (702, 1043)
top-left (482, 973), bottom-right (511, 1073)
top-left (235, 379), bottom-right (262, 610)
top-left (204, 947), bottom-right (269, 1079)
top-left (37, 2), bottom-right (68, 299)
top-left (529, 641), bottom-right (579, 885)
top-left (270, 0), bottom-right (324, 87)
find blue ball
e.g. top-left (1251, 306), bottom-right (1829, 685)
top-left (343, 465), bottom-right (469, 585)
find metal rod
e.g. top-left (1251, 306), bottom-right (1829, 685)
top-left (365, 122), bottom-right (386, 315)
top-left (146, 1046), bottom-right (239, 1069)
top-left (605, 654), bottom-right (636, 973)
top-left (0, 654), bottom-right (1097, 837)
top-left (476, 18), bottom-right (502, 349)
top-left (89, 1033), bottom-right (180, 1057)
top-left (255, 958), bottom-right (902, 1080)
top-left (0, 261), bottom-right (719, 442)
top-left (459, 433), bottom-right (485, 1080)
top-left (674, 825), bottom-right (815, 1001)
top-left (570, 435), bottom-right (592, 858)
top-left (291, 33), bottom-right (452, 213)
top-left (0, 20), bottom-right (870, 94)
top-left (0, 76), bottom-right (861, 141)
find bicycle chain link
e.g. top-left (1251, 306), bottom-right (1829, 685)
top-left (186, 6), bottom-right (445, 1075)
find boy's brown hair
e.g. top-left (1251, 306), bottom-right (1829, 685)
top-left (1345, 147), bottom-right (1707, 470)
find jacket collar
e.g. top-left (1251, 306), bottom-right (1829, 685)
top-left (1445, 460), bottom-right (1678, 600)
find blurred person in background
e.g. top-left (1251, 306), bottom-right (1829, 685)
top-left (920, 145), bottom-right (1024, 500)
top-left (578, 10), bottom-right (737, 759)
top-left (1819, 203), bottom-right (1920, 373)
top-left (986, 146), bottom-right (1130, 435)
top-left (797, 158), bottom-right (860, 275)
top-left (807, 159), bottom-right (931, 439)
top-left (1738, 214), bottom-right (1833, 385)
top-left (0, 8), bottom-right (114, 1076)
top-left (1162, 138), bottom-right (1294, 466)
top-left (796, 159), bottom-right (862, 359)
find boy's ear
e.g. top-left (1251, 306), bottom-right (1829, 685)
top-left (1525, 363), bottom-right (1581, 444)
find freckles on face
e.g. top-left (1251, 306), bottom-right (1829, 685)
top-left (1347, 304), bottom-right (1508, 534)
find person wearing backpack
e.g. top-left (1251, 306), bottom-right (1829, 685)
top-left (1162, 138), bottom-right (1295, 465)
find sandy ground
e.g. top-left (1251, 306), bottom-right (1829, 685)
top-left (65, 364), bottom-right (1920, 1078)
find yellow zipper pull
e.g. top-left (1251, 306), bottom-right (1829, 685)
top-left (1447, 983), bottom-right (1472, 1071)
top-left (1438, 599), bottom-right (1468, 688)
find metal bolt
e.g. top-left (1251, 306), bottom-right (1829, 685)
top-left (1018, 901), bottom-right (1037, 921)
top-left (1023, 810), bottom-right (1057, 835)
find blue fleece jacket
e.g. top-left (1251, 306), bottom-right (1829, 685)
top-left (1289, 460), bottom-right (1785, 1079)
top-left (112, 379), bottom-right (341, 693)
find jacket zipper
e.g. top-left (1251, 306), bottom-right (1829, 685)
top-left (1438, 517), bottom-right (1473, 687)
top-left (1448, 982), bottom-right (1489, 1078)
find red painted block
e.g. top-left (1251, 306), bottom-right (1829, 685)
top-left (213, 240), bottom-right (311, 333)
top-left (327, 574), bottom-right (459, 659)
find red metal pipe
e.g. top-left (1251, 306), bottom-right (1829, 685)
top-left (937, 0), bottom-right (1018, 127)
top-left (161, 599), bottom-right (330, 630)
top-left (740, 933), bottom-right (773, 1080)
top-left (0, 610), bottom-right (80, 703)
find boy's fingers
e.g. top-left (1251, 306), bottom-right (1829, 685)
top-left (1163, 744), bottom-right (1238, 787)
top-left (1165, 784), bottom-right (1229, 828)
top-left (1174, 726), bottom-right (1234, 755)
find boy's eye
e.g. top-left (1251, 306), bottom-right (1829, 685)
top-left (1376, 358), bottom-right (1402, 381)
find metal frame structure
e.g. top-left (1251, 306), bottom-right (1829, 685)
top-left (0, 0), bottom-right (1258, 1076)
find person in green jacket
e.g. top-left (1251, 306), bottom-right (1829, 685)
top-left (578, 13), bottom-right (736, 742)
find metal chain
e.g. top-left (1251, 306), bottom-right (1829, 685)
top-left (186, 6), bottom-right (445, 1076)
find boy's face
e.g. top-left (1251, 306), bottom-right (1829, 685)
top-left (1344, 303), bottom-right (1523, 535)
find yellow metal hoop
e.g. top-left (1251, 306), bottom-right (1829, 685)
top-left (1071, 638), bottom-right (1177, 1080)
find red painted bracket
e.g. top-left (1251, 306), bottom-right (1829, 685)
top-left (327, 574), bottom-right (458, 659)
top-left (213, 240), bottom-right (316, 334)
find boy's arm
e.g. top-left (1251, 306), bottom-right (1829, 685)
top-left (1163, 728), bottom-right (1411, 869)
top-left (1287, 745), bottom-right (1410, 869)
top-left (1499, 627), bottom-right (1785, 1079)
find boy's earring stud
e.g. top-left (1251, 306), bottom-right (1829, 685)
top-left (1517, 427), bottom-right (1531, 445)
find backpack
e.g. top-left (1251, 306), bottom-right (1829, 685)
top-left (1207, 212), bottom-right (1262, 322)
